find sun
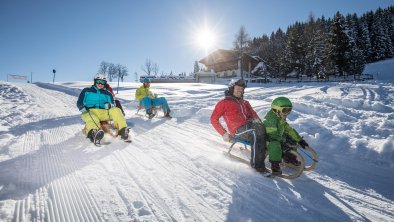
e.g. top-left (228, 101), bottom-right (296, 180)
top-left (195, 28), bottom-right (216, 52)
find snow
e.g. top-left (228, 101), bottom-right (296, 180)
top-left (0, 59), bottom-right (393, 221)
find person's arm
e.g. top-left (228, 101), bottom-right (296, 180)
top-left (285, 122), bottom-right (302, 142)
top-left (210, 101), bottom-right (227, 136)
top-left (135, 87), bottom-right (145, 101)
top-left (245, 100), bottom-right (259, 119)
top-left (76, 88), bottom-right (87, 109)
top-left (263, 112), bottom-right (283, 143)
top-left (147, 89), bottom-right (155, 98)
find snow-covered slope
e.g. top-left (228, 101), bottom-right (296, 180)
top-left (0, 64), bottom-right (393, 221)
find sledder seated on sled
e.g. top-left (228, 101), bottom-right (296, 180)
top-left (77, 73), bottom-right (129, 142)
top-left (135, 77), bottom-right (172, 119)
top-left (210, 79), bottom-right (266, 172)
top-left (263, 97), bottom-right (309, 175)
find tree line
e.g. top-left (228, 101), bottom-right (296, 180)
top-left (98, 61), bottom-right (128, 82)
top-left (242, 6), bottom-right (394, 79)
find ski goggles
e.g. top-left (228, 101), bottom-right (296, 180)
top-left (95, 79), bottom-right (107, 85)
top-left (273, 106), bottom-right (292, 115)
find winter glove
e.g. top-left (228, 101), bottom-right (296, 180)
top-left (298, 140), bottom-right (309, 149)
top-left (104, 102), bottom-right (111, 110)
top-left (222, 132), bottom-right (230, 142)
top-left (79, 106), bottom-right (88, 113)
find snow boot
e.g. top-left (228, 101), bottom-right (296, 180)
top-left (87, 129), bottom-right (104, 144)
top-left (164, 110), bottom-right (172, 118)
top-left (270, 161), bottom-right (282, 175)
top-left (146, 108), bottom-right (155, 119)
top-left (119, 127), bottom-right (129, 140)
top-left (283, 152), bottom-right (301, 166)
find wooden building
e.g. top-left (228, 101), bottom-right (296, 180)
top-left (198, 49), bottom-right (262, 78)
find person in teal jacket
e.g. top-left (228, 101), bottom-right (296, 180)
top-left (77, 73), bottom-right (129, 143)
top-left (263, 97), bottom-right (309, 175)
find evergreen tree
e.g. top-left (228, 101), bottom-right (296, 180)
top-left (357, 15), bottom-right (373, 62)
top-left (370, 8), bottom-right (392, 60)
top-left (194, 61), bottom-right (200, 73)
top-left (326, 12), bottom-right (352, 76)
top-left (283, 22), bottom-right (306, 78)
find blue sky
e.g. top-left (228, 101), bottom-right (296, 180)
top-left (1, 0), bottom-right (393, 83)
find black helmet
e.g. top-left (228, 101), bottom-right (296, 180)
top-left (228, 78), bottom-right (246, 88)
top-left (226, 79), bottom-right (246, 97)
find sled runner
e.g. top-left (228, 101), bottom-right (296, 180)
top-left (225, 137), bottom-right (318, 179)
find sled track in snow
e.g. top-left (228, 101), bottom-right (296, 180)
top-left (7, 84), bottom-right (105, 222)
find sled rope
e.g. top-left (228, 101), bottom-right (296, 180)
top-left (299, 147), bottom-right (319, 163)
top-left (87, 110), bottom-right (100, 129)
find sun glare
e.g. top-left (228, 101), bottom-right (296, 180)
top-left (196, 28), bottom-right (216, 51)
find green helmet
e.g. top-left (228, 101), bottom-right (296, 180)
top-left (271, 97), bottom-right (292, 115)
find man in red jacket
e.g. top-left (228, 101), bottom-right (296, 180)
top-left (211, 79), bottom-right (266, 172)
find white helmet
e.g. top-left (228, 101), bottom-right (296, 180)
top-left (94, 73), bottom-right (107, 81)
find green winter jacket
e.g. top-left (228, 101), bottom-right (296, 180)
top-left (135, 85), bottom-right (155, 101)
top-left (263, 109), bottom-right (302, 161)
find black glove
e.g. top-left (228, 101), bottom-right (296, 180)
top-left (299, 140), bottom-right (309, 149)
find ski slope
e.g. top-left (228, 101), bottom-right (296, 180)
top-left (0, 68), bottom-right (393, 221)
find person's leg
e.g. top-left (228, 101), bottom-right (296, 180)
top-left (141, 97), bottom-right (153, 113)
top-left (267, 141), bottom-right (282, 174)
top-left (81, 109), bottom-right (103, 142)
top-left (152, 97), bottom-right (170, 113)
top-left (108, 107), bottom-right (127, 130)
top-left (81, 109), bottom-right (101, 132)
top-left (108, 107), bottom-right (129, 139)
top-left (235, 122), bottom-right (265, 170)
top-left (251, 122), bottom-right (266, 169)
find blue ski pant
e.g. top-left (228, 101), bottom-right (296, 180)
top-left (140, 96), bottom-right (170, 112)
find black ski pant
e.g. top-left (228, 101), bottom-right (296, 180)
top-left (234, 120), bottom-right (266, 169)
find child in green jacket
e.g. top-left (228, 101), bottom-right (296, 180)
top-left (263, 97), bottom-right (309, 175)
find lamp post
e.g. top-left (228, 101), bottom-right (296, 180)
top-left (52, 69), bottom-right (56, 84)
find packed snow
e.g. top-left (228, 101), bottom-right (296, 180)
top-left (0, 59), bottom-right (393, 221)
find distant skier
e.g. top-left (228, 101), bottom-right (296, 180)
top-left (105, 82), bottom-right (125, 116)
top-left (211, 79), bottom-right (266, 172)
top-left (77, 73), bottom-right (129, 143)
top-left (263, 97), bottom-right (309, 175)
top-left (135, 77), bottom-right (172, 119)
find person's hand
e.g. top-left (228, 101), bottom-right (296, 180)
top-left (79, 106), bottom-right (88, 113)
top-left (104, 102), bottom-right (112, 110)
top-left (299, 140), bottom-right (309, 149)
top-left (222, 132), bottom-right (230, 142)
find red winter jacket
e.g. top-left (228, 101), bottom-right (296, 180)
top-left (211, 96), bottom-right (258, 136)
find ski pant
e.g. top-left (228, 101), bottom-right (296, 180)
top-left (82, 107), bottom-right (127, 133)
top-left (140, 97), bottom-right (170, 113)
top-left (267, 135), bottom-right (297, 162)
top-left (234, 121), bottom-right (266, 169)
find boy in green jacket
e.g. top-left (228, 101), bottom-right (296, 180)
top-left (263, 97), bottom-right (309, 175)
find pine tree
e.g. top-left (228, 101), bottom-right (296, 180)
top-left (326, 12), bottom-right (352, 76)
top-left (194, 61), bottom-right (200, 73)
